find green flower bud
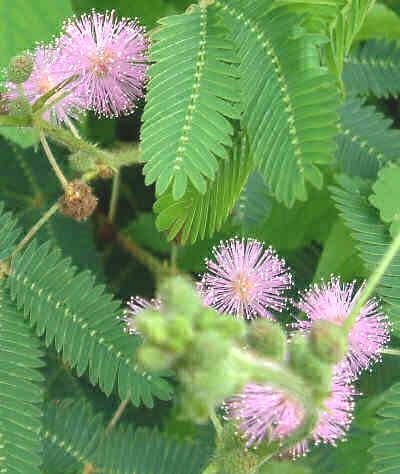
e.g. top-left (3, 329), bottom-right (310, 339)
top-left (137, 346), bottom-right (176, 371)
top-left (196, 308), bottom-right (246, 342)
top-left (247, 320), bottom-right (287, 361)
top-left (8, 97), bottom-right (32, 118)
top-left (289, 333), bottom-right (332, 402)
top-left (310, 320), bottom-right (347, 365)
top-left (69, 152), bottom-right (96, 174)
top-left (7, 53), bottom-right (34, 84)
top-left (158, 276), bottom-right (201, 317)
top-left (166, 316), bottom-right (194, 352)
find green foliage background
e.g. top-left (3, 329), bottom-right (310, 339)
top-left (1, 0), bottom-right (400, 473)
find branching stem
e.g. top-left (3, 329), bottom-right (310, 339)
top-left (39, 131), bottom-right (68, 189)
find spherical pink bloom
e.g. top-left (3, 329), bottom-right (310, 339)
top-left (57, 10), bottom-right (149, 117)
top-left (225, 371), bottom-right (356, 456)
top-left (198, 238), bottom-right (292, 319)
top-left (7, 46), bottom-right (84, 124)
top-left (295, 277), bottom-right (390, 379)
top-left (225, 383), bottom-right (304, 449)
top-left (119, 296), bottom-right (162, 335)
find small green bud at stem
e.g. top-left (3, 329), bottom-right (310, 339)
top-left (247, 320), bottom-right (287, 361)
top-left (7, 53), bottom-right (34, 84)
top-left (310, 320), bottom-right (347, 365)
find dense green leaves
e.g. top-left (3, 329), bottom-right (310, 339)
top-left (336, 97), bottom-right (400, 179)
top-left (369, 164), bottom-right (400, 237)
top-left (155, 132), bottom-right (252, 243)
top-left (370, 383), bottom-right (400, 474)
top-left (43, 400), bottom-right (103, 473)
top-left (0, 287), bottom-right (44, 474)
top-left (8, 240), bottom-right (173, 407)
top-left (331, 175), bottom-right (400, 334)
top-left (141, 6), bottom-right (241, 200)
top-left (343, 40), bottom-right (400, 97)
top-left (0, 202), bottom-right (20, 261)
top-left (43, 398), bottom-right (211, 474)
top-left (326, 0), bottom-right (375, 77)
top-left (217, 0), bottom-right (339, 207)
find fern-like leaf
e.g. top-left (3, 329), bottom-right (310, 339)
top-left (331, 175), bottom-right (400, 334)
top-left (141, 5), bottom-right (241, 199)
top-left (216, 0), bottom-right (339, 207)
top-left (8, 240), bottom-right (173, 407)
top-left (95, 425), bottom-right (210, 474)
top-left (343, 40), bottom-right (400, 97)
top-left (154, 132), bottom-right (252, 243)
top-left (43, 400), bottom-right (103, 473)
top-left (0, 202), bottom-right (20, 261)
top-left (336, 97), bottom-right (400, 179)
top-left (233, 171), bottom-right (272, 232)
top-left (0, 286), bottom-right (44, 474)
top-left (370, 383), bottom-right (400, 474)
top-left (43, 398), bottom-right (211, 474)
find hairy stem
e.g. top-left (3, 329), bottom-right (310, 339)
top-left (105, 394), bottom-right (130, 435)
top-left (382, 348), bottom-right (400, 357)
top-left (210, 409), bottom-right (223, 439)
top-left (108, 171), bottom-right (120, 223)
top-left (344, 229), bottom-right (400, 332)
top-left (12, 202), bottom-right (60, 256)
top-left (64, 115), bottom-right (81, 139)
top-left (39, 132), bottom-right (68, 189)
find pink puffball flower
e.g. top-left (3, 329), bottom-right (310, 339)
top-left (119, 296), bottom-right (162, 335)
top-left (295, 277), bottom-right (390, 379)
top-left (199, 238), bottom-right (292, 319)
top-left (58, 10), bottom-right (149, 117)
top-left (7, 46), bottom-right (84, 124)
top-left (225, 372), bottom-right (356, 457)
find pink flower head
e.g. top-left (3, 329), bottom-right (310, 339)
top-left (199, 238), bottom-right (292, 319)
top-left (7, 46), bottom-right (84, 124)
top-left (225, 372), bottom-right (356, 456)
top-left (119, 296), bottom-right (162, 335)
top-left (58, 10), bottom-right (149, 117)
top-left (295, 277), bottom-right (390, 379)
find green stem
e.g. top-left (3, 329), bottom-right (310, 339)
top-left (344, 229), bottom-right (400, 332)
top-left (108, 171), bottom-right (120, 223)
top-left (64, 115), bottom-right (81, 140)
top-left (12, 202), bottom-right (60, 255)
top-left (382, 348), bottom-right (400, 357)
top-left (39, 131), bottom-right (68, 189)
top-left (171, 244), bottom-right (178, 274)
top-left (105, 394), bottom-right (130, 435)
top-left (210, 409), bottom-right (223, 439)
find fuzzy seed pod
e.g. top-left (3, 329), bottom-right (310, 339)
top-left (59, 180), bottom-right (98, 221)
top-left (7, 53), bottom-right (34, 84)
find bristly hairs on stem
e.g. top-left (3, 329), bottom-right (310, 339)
top-left (39, 131), bottom-right (68, 189)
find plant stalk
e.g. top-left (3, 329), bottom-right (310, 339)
top-left (12, 202), bottom-right (60, 256)
top-left (105, 394), bottom-right (130, 435)
top-left (39, 131), bottom-right (68, 189)
top-left (344, 229), bottom-right (400, 332)
top-left (108, 171), bottom-right (120, 223)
